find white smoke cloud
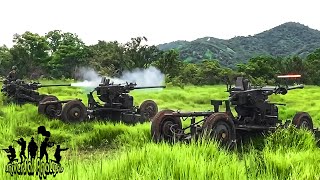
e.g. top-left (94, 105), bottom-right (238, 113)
top-left (120, 66), bottom-right (164, 86)
top-left (71, 66), bottom-right (165, 89)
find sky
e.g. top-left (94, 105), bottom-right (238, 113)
top-left (0, 0), bottom-right (319, 47)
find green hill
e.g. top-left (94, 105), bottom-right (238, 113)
top-left (157, 22), bottom-right (320, 66)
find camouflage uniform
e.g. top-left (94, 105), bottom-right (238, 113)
top-left (7, 66), bottom-right (18, 82)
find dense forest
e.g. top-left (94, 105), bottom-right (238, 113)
top-left (1, 23), bottom-right (320, 86)
top-left (158, 22), bottom-right (320, 67)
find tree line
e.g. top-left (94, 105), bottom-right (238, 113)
top-left (1, 30), bottom-right (320, 86)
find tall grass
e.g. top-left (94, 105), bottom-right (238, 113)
top-left (0, 83), bottom-right (320, 179)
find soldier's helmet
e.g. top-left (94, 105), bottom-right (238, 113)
top-left (12, 66), bottom-right (17, 70)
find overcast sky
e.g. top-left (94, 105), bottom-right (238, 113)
top-left (0, 0), bottom-right (319, 47)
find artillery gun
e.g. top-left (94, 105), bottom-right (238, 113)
top-left (38, 77), bottom-right (165, 124)
top-left (1, 79), bottom-right (71, 105)
top-left (151, 76), bottom-right (319, 147)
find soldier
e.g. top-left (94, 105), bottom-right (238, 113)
top-left (14, 138), bottom-right (27, 162)
top-left (28, 137), bottom-right (38, 161)
top-left (7, 66), bottom-right (18, 82)
top-left (2, 146), bottom-right (17, 164)
top-left (39, 137), bottom-right (54, 163)
top-left (52, 145), bottom-right (68, 164)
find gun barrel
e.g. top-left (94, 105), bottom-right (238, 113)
top-left (287, 84), bottom-right (304, 90)
top-left (134, 86), bottom-right (166, 89)
top-left (38, 84), bottom-right (72, 88)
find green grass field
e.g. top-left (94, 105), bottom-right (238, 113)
top-left (0, 83), bottom-right (320, 179)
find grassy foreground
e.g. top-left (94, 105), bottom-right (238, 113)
top-left (0, 83), bottom-right (320, 179)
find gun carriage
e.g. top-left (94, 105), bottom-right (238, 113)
top-left (151, 76), bottom-right (319, 147)
top-left (38, 77), bottom-right (165, 124)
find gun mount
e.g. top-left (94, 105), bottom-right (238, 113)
top-left (227, 77), bottom-right (305, 127)
top-left (95, 77), bottom-right (165, 105)
top-left (38, 77), bottom-right (165, 124)
top-left (151, 76), bottom-right (319, 148)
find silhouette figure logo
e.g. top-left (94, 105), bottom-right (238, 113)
top-left (2, 126), bottom-right (68, 179)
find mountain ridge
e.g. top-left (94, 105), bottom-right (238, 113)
top-left (157, 22), bottom-right (320, 66)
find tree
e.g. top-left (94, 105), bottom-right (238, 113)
top-left (304, 49), bottom-right (320, 84)
top-left (197, 60), bottom-right (222, 85)
top-left (0, 45), bottom-right (13, 76)
top-left (153, 49), bottom-right (182, 78)
top-left (87, 40), bottom-right (126, 76)
top-left (124, 37), bottom-right (160, 70)
top-left (236, 56), bottom-right (280, 83)
top-left (180, 63), bottom-right (199, 85)
top-left (10, 31), bottom-right (49, 78)
top-left (45, 30), bottom-right (89, 78)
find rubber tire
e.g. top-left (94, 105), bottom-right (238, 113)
top-left (139, 100), bottom-right (158, 121)
top-left (292, 112), bottom-right (313, 130)
top-left (61, 100), bottom-right (87, 123)
top-left (151, 109), bottom-right (182, 142)
top-left (202, 113), bottom-right (236, 149)
top-left (38, 95), bottom-right (61, 119)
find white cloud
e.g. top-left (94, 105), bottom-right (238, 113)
top-left (0, 0), bottom-right (319, 47)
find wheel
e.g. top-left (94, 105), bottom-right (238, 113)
top-left (292, 112), bottom-right (313, 130)
top-left (61, 100), bottom-right (87, 123)
top-left (202, 113), bottom-right (236, 148)
top-left (38, 95), bottom-right (61, 119)
top-left (139, 100), bottom-right (158, 121)
top-left (151, 109), bottom-right (182, 142)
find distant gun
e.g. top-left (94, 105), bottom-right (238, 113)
top-left (23, 82), bottom-right (71, 90)
top-left (36, 84), bottom-right (72, 88)
top-left (10, 80), bottom-right (71, 90)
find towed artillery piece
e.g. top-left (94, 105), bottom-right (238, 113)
top-left (151, 76), bottom-right (320, 147)
top-left (38, 77), bottom-right (165, 124)
top-left (1, 79), bottom-right (71, 105)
